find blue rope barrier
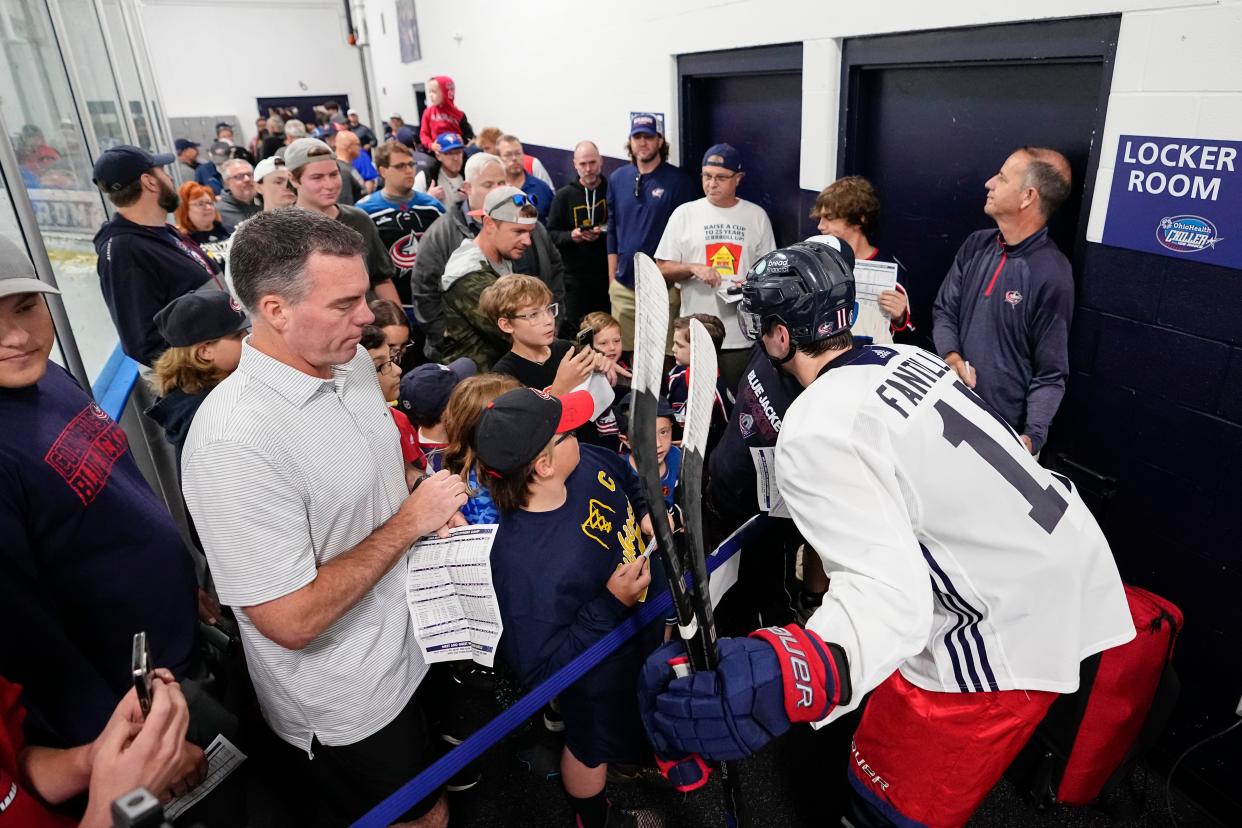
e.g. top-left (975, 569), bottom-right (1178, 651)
top-left (351, 514), bottom-right (771, 827)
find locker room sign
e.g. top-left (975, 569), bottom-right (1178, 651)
top-left (1102, 134), bottom-right (1241, 270)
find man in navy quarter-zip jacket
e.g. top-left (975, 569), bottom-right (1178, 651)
top-left (933, 146), bottom-right (1074, 455)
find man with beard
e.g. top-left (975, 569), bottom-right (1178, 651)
top-left (356, 141), bottom-right (446, 305)
top-left (548, 140), bottom-right (610, 330)
top-left (93, 145), bottom-right (225, 365)
top-left (605, 114), bottom-right (697, 350)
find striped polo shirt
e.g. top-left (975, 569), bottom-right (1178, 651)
top-left (182, 340), bottom-right (426, 752)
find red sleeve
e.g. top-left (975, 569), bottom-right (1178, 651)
top-left (0, 678), bottom-right (75, 827)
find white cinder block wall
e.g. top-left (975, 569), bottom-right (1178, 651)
top-left (355, 0), bottom-right (1238, 215)
top-left (136, 0), bottom-right (369, 144)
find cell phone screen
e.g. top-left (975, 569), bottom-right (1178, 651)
top-left (131, 631), bottom-right (154, 717)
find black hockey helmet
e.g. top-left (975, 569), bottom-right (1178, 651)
top-left (736, 235), bottom-right (856, 346)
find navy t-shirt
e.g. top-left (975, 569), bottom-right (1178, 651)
top-left (489, 444), bottom-right (661, 764)
top-left (0, 364), bottom-right (197, 746)
top-left (706, 344), bottom-right (804, 518)
top-left (605, 160), bottom-right (698, 289)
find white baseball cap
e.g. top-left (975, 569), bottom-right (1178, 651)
top-left (253, 156), bottom-right (285, 183)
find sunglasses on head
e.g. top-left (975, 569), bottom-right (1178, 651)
top-left (487, 192), bottom-right (534, 215)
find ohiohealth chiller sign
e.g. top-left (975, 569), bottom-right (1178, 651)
top-left (1102, 134), bottom-right (1240, 270)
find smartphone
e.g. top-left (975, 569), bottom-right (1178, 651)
top-left (131, 631), bottom-right (154, 717)
top-left (574, 327), bottom-right (595, 355)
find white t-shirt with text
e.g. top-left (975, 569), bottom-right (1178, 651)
top-left (655, 197), bottom-right (776, 350)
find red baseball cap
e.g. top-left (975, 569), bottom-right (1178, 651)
top-left (474, 388), bottom-right (594, 475)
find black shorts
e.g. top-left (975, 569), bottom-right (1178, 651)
top-left (290, 691), bottom-right (440, 827)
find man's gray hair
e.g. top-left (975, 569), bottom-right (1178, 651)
top-left (1021, 146), bottom-right (1072, 218)
top-left (284, 119), bottom-right (307, 139)
top-left (221, 157), bottom-right (252, 178)
top-left (230, 207), bottom-right (365, 312)
top-left (465, 152), bottom-right (502, 183)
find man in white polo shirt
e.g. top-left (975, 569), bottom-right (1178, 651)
top-left (655, 143), bottom-right (776, 388)
top-left (181, 209), bottom-right (467, 827)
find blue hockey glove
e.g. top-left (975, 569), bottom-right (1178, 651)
top-left (638, 626), bottom-right (851, 762)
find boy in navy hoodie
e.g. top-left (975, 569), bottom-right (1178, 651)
top-left (472, 388), bottom-right (664, 828)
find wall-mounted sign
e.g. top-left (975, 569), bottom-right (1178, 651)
top-left (1102, 134), bottom-right (1240, 270)
top-left (396, 0), bottom-right (421, 64)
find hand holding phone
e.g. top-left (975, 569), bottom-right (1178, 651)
top-left (131, 632), bottom-right (154, 718)
top-left (574, 327), bottom-right (595, 355)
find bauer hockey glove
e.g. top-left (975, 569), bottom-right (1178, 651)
top-left (639, 625), bottom-right (851, 763)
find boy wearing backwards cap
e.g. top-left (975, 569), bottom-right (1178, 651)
top-left (472, 388), bottom-right (664, 828)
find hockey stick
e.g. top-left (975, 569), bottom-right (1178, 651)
top-left (629, 253), bottom-right (710, 667)
top-left (629, 254), bottom-right (745, 827)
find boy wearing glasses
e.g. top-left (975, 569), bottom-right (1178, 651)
top-left (440, 186), bottom-right (541, 370)
top-left (485, 274), bottom-right (604, 394)
top-left (655, 143), bottom-right (776, 389)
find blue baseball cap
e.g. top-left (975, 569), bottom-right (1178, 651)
top-left (398, 357), bottom-right (477, 424)
top-left (702, 143), bottom-right (742, 173)
top-left (174, 138), bottom-right (199, 152)
top-left (92, 145), bottom-right (175, 193)
top-left (629, 113), bottom-right (659, 137)
top-left (433, 132), bottom-right (465, 152)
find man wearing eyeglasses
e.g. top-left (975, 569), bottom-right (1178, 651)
top-left (285, 138), bottom-right (403, 305)
top-left (497, 135), bottom-right (554, 224)
top-left (439, 186), bottom-right (540, 370)
top-left (605, 114), bottom-right (697, 351)
top-left (356, 142), bottom-right (447, 305)
top-left (216, 158), bottom-right (260, 233)
top-left (655, 143), bottom-right (775, 388)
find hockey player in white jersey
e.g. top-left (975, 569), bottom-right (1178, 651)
top-left (638, 238), bottom-right (1134, 827)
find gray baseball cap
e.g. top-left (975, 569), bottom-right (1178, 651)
top-left (0, 235), bottom-right (59, 299)
top-left (283, 137), bottom-right (334, 173)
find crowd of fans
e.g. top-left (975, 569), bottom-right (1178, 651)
top-left (0, 69), bottom-right (1082, 828)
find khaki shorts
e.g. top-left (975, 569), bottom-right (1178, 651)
top-left (609, 278), bottom-right (678, 354)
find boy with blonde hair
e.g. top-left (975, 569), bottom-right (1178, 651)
top-left (483, 274), bottom-right (603, 394)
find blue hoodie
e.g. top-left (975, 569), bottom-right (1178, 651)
top-left (94, 212), bottom-right (222, 365)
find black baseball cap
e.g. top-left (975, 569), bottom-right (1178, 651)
top-left (92, 145), bottom-right (175, 193)
top-left (475, 388), bottom-right (595, 475)
top-left (398, 357), bottom-right (477, 423)
top-left (613, 392), bottom-right (675, 438)
top-left (154, 290), bottom-right (249, 347)
top-left (174, 138), bottom-right (199, 152)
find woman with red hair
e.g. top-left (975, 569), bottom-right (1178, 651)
top-left (174, 181), bottom-right (230, 265)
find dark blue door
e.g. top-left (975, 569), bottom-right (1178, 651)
top-left (680, 45), bottom-right (803, 247)
top-left (844, 60), bottom-right (1102, 345)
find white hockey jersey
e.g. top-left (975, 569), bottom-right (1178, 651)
top-left (774, 344), bottom-right (1134, 724)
